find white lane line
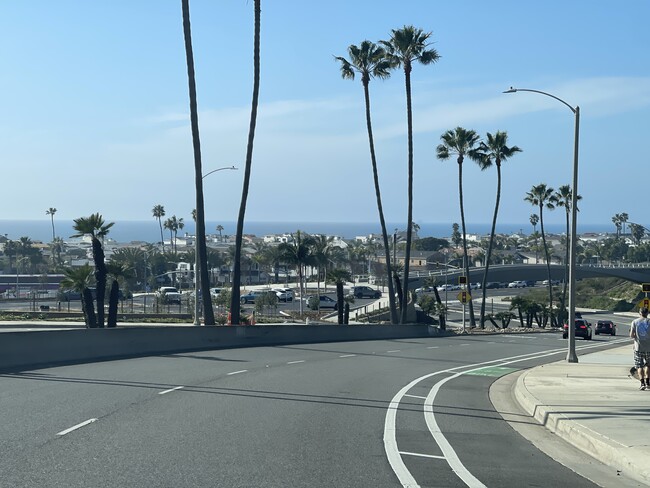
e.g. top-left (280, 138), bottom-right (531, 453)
top-left (459, 344), bottom-right (470, 346)
top-left (56, 418), bottom-right (97, 436)
top-left (227, 370), bottom-right (248, 375)
top-left (404, 394), bottom-right (427, 400)
top-left (387, 350), bottom-right (401, 353)
top-left (427, 346), bottom-right (439, 349)
top-left (158, 386), bottom-right (184, 395)
top-left (287, 360), bottom-right (305, 365)
top-left (339, 354), bottom-right (356, 358)
top-left (400, 451), bottom-right (445, 460)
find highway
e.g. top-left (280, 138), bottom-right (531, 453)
top-left (0, 312), bottom-right (629, 487)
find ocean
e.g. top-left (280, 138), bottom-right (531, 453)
top-left (0, 220), bottom-right (614, 244)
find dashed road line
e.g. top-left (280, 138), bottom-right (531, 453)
top-left (427, 346), bottom-right (439, 349)
top-left (387, 350), bottom-right (401, 353)
top-left (56, 418), bottom-right (97, 436)
top-left (287, 360), bottom-right (305, 365)
top-left (227, 370), bottom-right (248, 375)
top-left (339, 354), bottom-right (356, 358)
top-left (159, 386), bottom-right (184, 395)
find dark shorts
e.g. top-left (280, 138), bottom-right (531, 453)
top-left (634, 350), bottom-right (650, 368)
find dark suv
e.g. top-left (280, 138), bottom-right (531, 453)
top-left (595, 320), bottom-right (617, 336)
top-left (351, 286), bottom-right (381, 299)
top-left (563, 319), bottom-right (592, 340)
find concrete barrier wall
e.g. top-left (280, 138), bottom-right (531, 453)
top-left (0, 324), bottom-right (439, 372)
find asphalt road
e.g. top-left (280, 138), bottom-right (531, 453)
top-left (0, 313), bottom-right (629, 487)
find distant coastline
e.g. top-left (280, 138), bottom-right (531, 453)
top-left (0, 220), bottom-right (616, 244)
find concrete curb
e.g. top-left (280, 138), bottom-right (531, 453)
top-left (514, 366), bottom-right (650, 485)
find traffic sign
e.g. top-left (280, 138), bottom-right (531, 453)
top-left (457, 291), bottom-right (471, 303)
top-left (636, 298), bottom-right (650, 310)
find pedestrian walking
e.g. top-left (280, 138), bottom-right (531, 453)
top-left (630, 307), bottom-right (650, 390)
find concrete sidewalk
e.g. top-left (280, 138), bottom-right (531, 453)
top-left (514, 344), bottom-right (650, 485)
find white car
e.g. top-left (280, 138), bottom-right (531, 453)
top-left (508, 281), bottom-right (527, 288)
top-left (272, 288), bottom-right (294, 302)
top-left (436, 284), bottom-right (456, 292)
top-left (469, 282), bottom-right (481, 290)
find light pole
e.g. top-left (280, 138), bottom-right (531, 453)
top-left (504, 87), bottom-right (580, 363)
top-left (195, 165), bottom-right (237, 325)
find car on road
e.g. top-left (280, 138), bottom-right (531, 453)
top-left (563, 319), bottom-right (592, 340)
top-left (351, 286), bottom-right (381, 299)
top-left (484, 282), bottom-right (501, 289)
top-left (436, 284), bottom-right (455, 292)
top-left (595, 320), bottom-right (617, 335)
top-left (469, 282), bottom-right (481, 290)
top-left (307, 295), bottom-right (338, 310)
top-left (272, 288), bottom-right (294, 302)
top-left (210, 287), bottom-right (223, 297)
top-left (542, 279), bottom-right (561, 286)
top-left (415, 286), bottom-right (435, 294)
top-left (508, 281), bottom-right (527, 288)
top-left (240, 290), bottom-right (275, 304)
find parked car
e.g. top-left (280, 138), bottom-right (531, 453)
top-left (508, 281), bottom-right (527, 288)
top-left (595, 320), bottom-right (617, 336)
top-left (210, 287), bottom-right (223, 297)
top-left (351, 286), bottom-right (381, 299)
top-left (469, 282), bottom-right (481, 290)
top-left (272, 288), bottom-right (294, 302)
top-left (436, 284), bottom-right (456, 292)
top-left (524, 280), bottom-right (536, 287)
top-left (542, 279), bottom-right (561, 286)
top-left (485, 282), bottom-right (501, 289)
top-left (163, 292), bottom-right (182, 304)
top-left (415, 286), bottom-right (435, 294)
top-left (563, 319), bottom-right (592, 340)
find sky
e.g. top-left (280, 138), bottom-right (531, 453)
top-left (1, 1), bottom-right (648, 234)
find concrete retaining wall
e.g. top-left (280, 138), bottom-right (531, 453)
top-left (0, 324), bottom-right (440, 372)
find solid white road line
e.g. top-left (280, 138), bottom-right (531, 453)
top-left (227, 370), bottom-right (248, 375)
top-left (339, 354), bottom-right (356, 358)
top-left (56, 418), bottom-right (97, 436)
top-left (158, 386), bottom-right (184, 395)
top-left (287, 360), bottom-right (305, 365)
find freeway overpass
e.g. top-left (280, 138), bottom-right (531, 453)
top-left (409, 263), bottom-right (650, 286)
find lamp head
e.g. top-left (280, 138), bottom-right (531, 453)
top-left (503, 87), bottom-right (518, 93)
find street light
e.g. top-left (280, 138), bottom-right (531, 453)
top-left (504, 87), bottom-right (580, 363)
top-left (194, 165), bottom-right (238, 325)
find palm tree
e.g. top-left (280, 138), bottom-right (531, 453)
top-left (163, 217), bottom-right (175, 253)
top-left (181, 0), bottom-right (215, 325)
top-left (60, 264), bottom-right (95, 327)
top-left (620, 212), bottom-right (629, 236)
top-left (529, 214), bottom-right (539, 262)
top-left (216, 225), bottom-right (224, 242)
top-left (336, 40), bottom-right (399, 324)
top-left (152, 204), bottom-right (166, 253)
top-left (230, 0), bottom-right (261, 326)
top-left (327, 268), bottom-right (352, 324)
top-left (381, 25), bottom-right (440, 324)
top-left (72, 213), bottom-right (114, 328)
top-left (436, 127), bottom-right (481, 327)
top-left (612, 213), bottom-right (622, 237)
top-left (46, 208), bottom-right (57, 241)
top-left (472, 131), bottom-right (522, 327)
top-left (311, 234), bottom-right (334, 300)
top-left (524, 184), bottom-right (556, 323)
top-left (278, 231), bottom-right (315, 316)
top-left (335, 39), bottom-right (398, 324)
top-left (554, 184), bottom-right (582, 322)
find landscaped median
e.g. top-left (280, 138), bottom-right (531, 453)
top-left (0, 323), bottom-right (449, 372)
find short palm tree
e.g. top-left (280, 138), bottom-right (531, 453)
top-left (335, 40), bottom-right (398, 324)
top-left (554, 184), bottom-right (582, 321)
top-left (152, 204), bottom-right (166, 253)
top-left (216, 225), bottom-right (224, 242)
top-left (327, 268), bottom-right (352, 324)
top-left (60, 264), bottom-right (95, 327)
top-left (472, 131), bottom-right (522, 327)
top-left (71, 213), bottom-right (114, 327)
top-left (381, 25), bottom-right (440, 324)
top-left (524, 184), bottom-right (556, 322)
top-left (230, 0), bottom-right (261, 326)
top-left (46, 208), bottom-right (57, 241)
top-left (436, 127), bottom-right (481, 327)
top-left (278, 231), bottom-right (315, 316)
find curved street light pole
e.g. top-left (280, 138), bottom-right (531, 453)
top-left (504, 87), bottom-right (580, 363)
top-left (194, 165), bottom-right (238, 325)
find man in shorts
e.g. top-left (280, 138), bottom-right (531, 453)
top-left (630, 307), bottom-right (650, 390)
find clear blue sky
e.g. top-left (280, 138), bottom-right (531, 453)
top-left (1, 1), bottom-right (648, 232)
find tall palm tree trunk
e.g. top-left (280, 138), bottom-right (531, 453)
top-left (363, 81), bottom-right (398, 324)
top-left (158, 218), bottom-right (165, 253)
top-left (230, 0), bottom-right (261, 325)
top-left (561, 207), bottom-right (570, 322)
top-left (181, 0), bottom-right (215, 325)
top-left (400, 67), bottom-right (414, 324)
top-left (92, 237), bottom-right (106, 328)
top-left (479, 163), bottom-right (501, 328)
top-left (539, 205), bottom-right (554, 325)
top-left (458, 158), bottom-right (476, 327)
